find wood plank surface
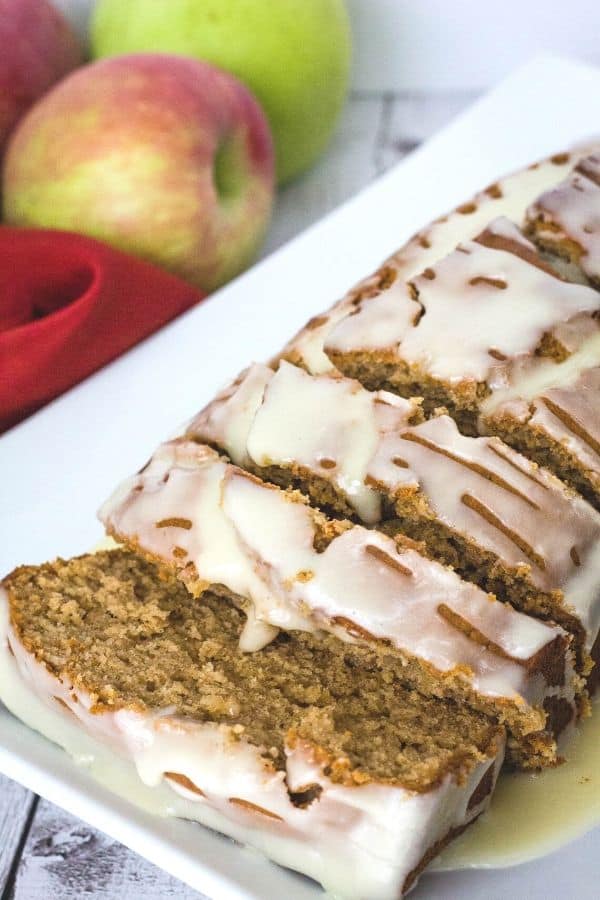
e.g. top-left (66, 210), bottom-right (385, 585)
top-left (7, 800), bottom-right (204, 899)
top-left (0, 90), bottom-right (474, 899)
top-left (0, 775), bottom-right (38, 897)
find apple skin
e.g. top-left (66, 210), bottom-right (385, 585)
top-left (3, 54), bottom-right (275, 292)
top-left (91, 0), bottom-right (351, 185)
top-left (0, 0), bottom-right (82, 157)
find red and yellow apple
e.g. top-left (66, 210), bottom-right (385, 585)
top-left (0, 0), bottom-right (82, 156)
top-left (2, 54), bottom-right (274, 292)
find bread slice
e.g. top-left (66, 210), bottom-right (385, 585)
top-left (99, 440), bottom-right (578, 768)
top-left (280, 147), bottom-right (595, 377)
top-left (188, 360), bottom-right (600, 681)
top-left (1, 549), bottom-right (505, 899)
top-left (323, 217), bottom-right (600, 431)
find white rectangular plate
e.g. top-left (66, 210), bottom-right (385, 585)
top-left (1, 54), bottom-right (599, 900)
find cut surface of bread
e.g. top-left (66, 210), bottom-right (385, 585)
top-left (1, 549), bottom-right (505, 899)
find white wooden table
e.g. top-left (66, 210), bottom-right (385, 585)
top-left (0, 90), bottom-right (474, 898)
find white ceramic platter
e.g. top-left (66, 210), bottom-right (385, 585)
top-left (1, 54), bottom-right (599, 900)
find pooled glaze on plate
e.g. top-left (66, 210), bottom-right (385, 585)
top-left (435, 696), bottom-right (600, 870)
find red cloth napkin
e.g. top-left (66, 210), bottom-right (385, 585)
top-left (0, 227), bottom-right (204, 433)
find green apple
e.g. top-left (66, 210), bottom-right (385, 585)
top-left (91, 0), bottom-right (351, 184)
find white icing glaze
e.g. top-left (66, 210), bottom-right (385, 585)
top-left (100, 440), bottom-right (575, 717)
top-left (327, 277), bottom-right (421, 353)
top-left (0, 590), bottom-right (505, 900)
top-left (238, 605), bottom-right (280, 652)
top-left (528, 154), bottom-right (600, 281)
top-left (190, 361), bottom-right (417, 524)
top-left (248, 364), bottom-right (414, 523)
top-left (282, 148), bottom-right (596, 374)
top-left (325, 218), bottom-right (600, 385)
top-left (188, 364), bottom-right (274, 469)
